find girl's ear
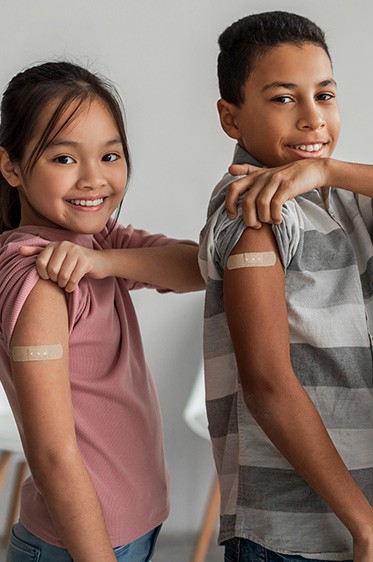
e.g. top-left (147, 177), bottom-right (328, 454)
top-left (217, 99), bottom-right (241, 141)
top-left (0, 147), bottom-right (22, 187)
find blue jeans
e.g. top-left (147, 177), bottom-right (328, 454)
top-left (224, 538), bottom-right (353, 562)
top-left (7, 521), bottom-right (161, 562)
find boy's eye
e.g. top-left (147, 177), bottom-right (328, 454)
top-left (317, 93), bottom-right (335, 101)
top-left (273, 95), bottom-right (293, 104)
top-left (102, 153), bottom-right (119, 162)
top-left (55, 155), bottom-right (74, 164)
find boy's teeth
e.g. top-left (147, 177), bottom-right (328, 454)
top-left (70, 198), bottom-right (104, 207)
top-left (293, 143), bottom-right (323, 152)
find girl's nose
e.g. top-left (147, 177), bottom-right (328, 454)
top-left (76, 162), bottom-right (107, 190)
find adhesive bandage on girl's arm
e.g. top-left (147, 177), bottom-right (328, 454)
top-left (226, 251), bottom-right (276, 270)
top-left (11, 344), bottom-right (63, 362)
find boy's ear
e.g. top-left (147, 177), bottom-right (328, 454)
top-left (217, 99), bottom-right (241, 141)
top-left (0, 147), bottom-right (22, 187)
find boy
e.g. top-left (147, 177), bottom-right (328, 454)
top-left (199, 11), bottom-right (373, 562)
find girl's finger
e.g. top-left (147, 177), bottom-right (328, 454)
top-left (54, 256), bottom-right (80, 289)
top-left (34, 245), bottom-right (59, 280)
top-left (64, 262), bottom-right (88, 293)
top-left (18, 245), bottom-right (43, 256)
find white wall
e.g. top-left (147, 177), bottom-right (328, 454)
top-left (1, 0), bottom-right (372, 534)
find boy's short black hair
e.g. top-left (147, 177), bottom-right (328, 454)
top-left (218, 11), bottom-right (331, 106)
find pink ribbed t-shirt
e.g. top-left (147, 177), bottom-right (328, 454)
top-left (0, 221), bottom-right (178, 548)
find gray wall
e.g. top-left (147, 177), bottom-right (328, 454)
top-left (0, 0), bottom-right (372, 535)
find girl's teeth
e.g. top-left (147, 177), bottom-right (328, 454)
top-left (70, 198), bottom-right (104, 207)
top-left (293, 143), bottom-right (323, 152)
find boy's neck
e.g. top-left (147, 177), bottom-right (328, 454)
top-left (233, 143), bottom-right (264, 168)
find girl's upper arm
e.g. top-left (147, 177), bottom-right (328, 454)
top-left (10, 279), bottom-right (77, 468)
top-left (223, 223), bottom-right (293, 391)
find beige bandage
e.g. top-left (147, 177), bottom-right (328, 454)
top-left (227, 251), bottom-right (276, 270)
top-left (11, 344), bottom-right (63, 362)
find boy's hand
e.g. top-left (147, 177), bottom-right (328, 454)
top-left (226, 159), bottom-right (328, 228)
top-left (353, 526), bottom-right (373, 562)
top-left (19, 242), bottom-right (112, 292)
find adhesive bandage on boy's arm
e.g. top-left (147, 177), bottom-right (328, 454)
top-left (226, 251), bottom-right (276, 270)
top-left (11, 344), bottom-right (63, 362)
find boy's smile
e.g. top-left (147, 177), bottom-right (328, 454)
top-left (218, 43), bottom-right (340, 167)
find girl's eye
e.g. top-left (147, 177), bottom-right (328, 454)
top-left (317, 93), bottom-right (335, 101)
top-left (273, 95), bottom-right (293, 104)
top-left (102, 153), bottom-right (119, 162)
top-left (55, 155), bottom-right (74, 164)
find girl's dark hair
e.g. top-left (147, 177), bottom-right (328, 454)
top-left (218, 11), bottom-right (331, 107)
top-left (0, 61), bottom-right (131, 232)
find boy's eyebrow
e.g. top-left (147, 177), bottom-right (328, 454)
top-left (262, 78), bottom-right (337, 92)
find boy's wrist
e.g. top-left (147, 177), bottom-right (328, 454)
top-left (320, 157), bottom-right (333, 187)
top-left (342, 508), bottom-right (373, 542)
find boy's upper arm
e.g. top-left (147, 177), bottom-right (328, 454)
top-left (10, 279), bottom-right (77, 465)
top-left (223, 224), bottom-right (293, 389)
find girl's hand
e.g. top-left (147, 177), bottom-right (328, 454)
top-left (225, 159), bottom-right (328, 228)
top-left (19, 242), bottom-right (111, 292)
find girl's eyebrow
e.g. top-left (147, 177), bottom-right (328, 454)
top-left (262, 78), bottom-right (337, 92)
top-left (46, 138), bottom-right (123, 149)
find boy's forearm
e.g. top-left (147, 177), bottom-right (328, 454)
top-left (245, 376), bottom-right (373, 541)
top-left (326, 158), bottom-right (373, 197)
top-left (104, 244), bottom-right (205, 292)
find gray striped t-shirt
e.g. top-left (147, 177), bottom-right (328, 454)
top-left (198, 145), bottom-right (373, 560)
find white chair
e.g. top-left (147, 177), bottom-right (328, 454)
top-left (184, 367), bottom-right (220, 562)
top-left (0, 388), bottom-right (27, 545)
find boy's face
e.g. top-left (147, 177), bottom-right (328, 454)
top-left (218, 43), bottom-right (340, 167)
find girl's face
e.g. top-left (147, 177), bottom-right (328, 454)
top-left (15, 98), bottom-right (127, 234)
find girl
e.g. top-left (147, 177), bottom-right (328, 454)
top-left (0, 61), bottom-right (204, 562)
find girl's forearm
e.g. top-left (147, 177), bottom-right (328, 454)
top-left (32, 451), bottom-right (116, 562)
top-left (104, 244), bottom-right (205, 292)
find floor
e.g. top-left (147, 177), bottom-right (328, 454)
top-left (0, 532), bottom-right (224, 561)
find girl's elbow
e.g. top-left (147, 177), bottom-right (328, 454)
top-left (28, 442), bottom-right (80, 490)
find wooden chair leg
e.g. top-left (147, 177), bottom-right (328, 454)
top-left (189, 476), bottom-right (220, 562)
top-left (0, 452), bottom-right (11, 491)
top-left (3, 460), bottom-right (27, 546)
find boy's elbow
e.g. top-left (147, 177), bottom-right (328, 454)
top-left (239, 364), bottom-right (295, 419)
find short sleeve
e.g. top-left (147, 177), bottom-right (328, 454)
top-left (356, 194), bottom-right (373, 237)
top-left (199, 199), bottom-right (247, 282)
top-left (0, 240), bottom-right (42, 349)
top-left (272, 199), bottom-right (303, 270)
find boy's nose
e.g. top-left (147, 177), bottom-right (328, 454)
top-left (296, 105), bottom-right (325, 131)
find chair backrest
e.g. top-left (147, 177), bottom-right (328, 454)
top-left (0, 385), bottom-right (24, 454)
top-left (184, 366), bottom-right (210, 441)
top-left (0, 414), bottom-right (24, 454)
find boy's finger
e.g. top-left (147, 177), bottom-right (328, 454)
top-left (228, 163), bottom-right (260, 176)
top-left (225, 176), bottom-right (255, 218)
